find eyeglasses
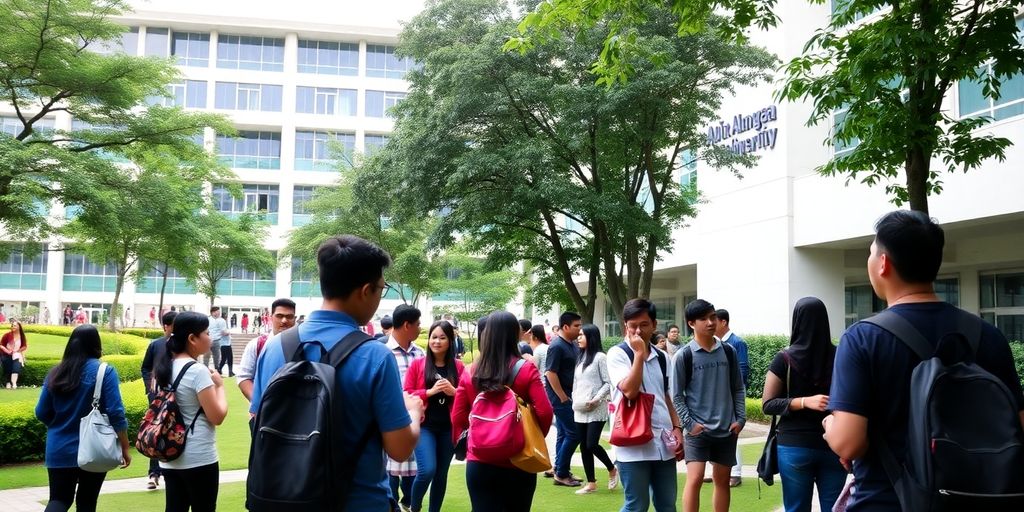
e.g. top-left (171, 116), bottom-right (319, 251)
top-left (379, 281), bottom-right (391, 298)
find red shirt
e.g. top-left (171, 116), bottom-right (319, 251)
top-left (450, 357), bottom-right (553, 468)
top-left (0, 331), bottom-right (27, 353)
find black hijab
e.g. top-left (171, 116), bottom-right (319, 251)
top-left (783, 297), bottom-right (837, 389)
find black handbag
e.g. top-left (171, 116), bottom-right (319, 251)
top-left (454, 429), bottom-right (468, 461)
top-left (757, 364), bottom-right (789, 486)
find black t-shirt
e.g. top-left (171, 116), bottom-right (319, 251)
top-left (423, 364), bottom-right (453, 431)
top-left (545, 336), bottom-right (579, 397)
top-left (830, 303), bottom-right (1024, 511)
top-left (767, 352), bottom-right (831, 450)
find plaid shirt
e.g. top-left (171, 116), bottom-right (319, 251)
top-left (385, 336), bottom-right (425, 476)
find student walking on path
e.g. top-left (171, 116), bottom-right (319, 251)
top-left (545, 312), bottom-right (583, 487)
top-left (34, 325), bottom-right (132, 512)
top-left (452, 311), bottom-right (554, 512)
top-left (571, 324), bottom-right (617, 495)
top-left (155, 312), bottom-right (228, 512)
top-left (762, 297), bottom-right (847, 512)
top-left (404, 320), bottom-right (464, 512)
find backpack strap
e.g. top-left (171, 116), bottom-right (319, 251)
top-left (682, 345), bottom-right (693, 391)
top-left (510, 358), bottom-right (527, 386)
top-left (616, 341), bottom-right (669, 394)
top-left (280, 327), bottom-right (305, 362)
top-left (862, 310), bottom-right (933, 361)
top-left (326, 330), bottom-right (375, 367)
top-left (170, 361), bottom-right (203, 434)
top-left (722, 342), bottom-right (742, 395)
top-left (324, 329), bottom-right (378, 500)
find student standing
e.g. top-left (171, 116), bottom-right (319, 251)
top-left (762, 297), bottom-right (846, 512)
top-left (237, 298), bottom-right (296, 402)
top-left (404, 321), bottom-right (465, 512)
top-left (1, 320), bottom-right (28, 388)
top-left (673, 299), bottom-right (746, 512)
top-left (545, 312), bottom-right (583, 487)
top-left (451, 311), bottom-right (553, 511)
top-left (386, 304), bottom-right (425, 511)
top-left (571, 324), bottom-right (617, 495)
top-left (715, 309), bottom-right (750, 487)
top-left (140, 311), bottom-right (177, 490)
top-left (35, 325), bottom-right (132, 512)
top-left (156, 312), bottom-right (229, 512)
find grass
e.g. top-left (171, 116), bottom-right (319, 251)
top-left (0, 378), bottom-right (253, 490)
top-left (91, 465), bottom-right (783, 512)
top-left (0, 333), bottom-right (73, 359)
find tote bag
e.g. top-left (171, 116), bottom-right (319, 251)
top-left (510, 394), bottom-right (552, 473)
top-left (78, 363), bottom-right (123, 472)
top-left (609, 391), bottom-right (655, 447)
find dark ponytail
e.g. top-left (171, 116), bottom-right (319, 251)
top-left (154, 311), bottom-right (209, 389)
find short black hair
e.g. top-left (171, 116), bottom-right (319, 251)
top-left (317, 235), bottom-right (391, 300)
top-left (210, 306), bottom-right (220, 314)
top-left (558, 312), bottom-right (582, 328)
top-left (518, 318), bottom-right (532, 333)
top-left (874, 210), bottom-right (945, 284)
top-left (380, 315), bottom-right (393, 329)
top-left (685, 299), bottom-right (716, 323)
top-left (623, 298), bottom-right (657, 322)
top-left (161, 311), bottom-right (177, 327)
top-left (715, 309), bottom-right (730, 324)
top-left (668, 324), bottom-right (680, 331)
top-left (271, 298), bottom-right (296, 313)
top-left (392, 304), bottom-right (421, 329)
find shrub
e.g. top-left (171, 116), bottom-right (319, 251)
top-left (1011, 342), bottom-right (1024, 392)
top-left (0, 379), bottom-right (149, 464)
top-left (743, 334), bottom-right (790, 398)
top-left (745, 397), bottom-right (770, 424)
top-left (15, 324), bottom-right (150, 355)
top-left (18, 354), bottom-right (144, 387)
top-left (119, 327), bottom-right (165, 339)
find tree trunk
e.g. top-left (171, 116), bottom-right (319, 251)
top-left (110, 270), bottom-right (125, 332)
top-left (157, 262), bottom-right (169, 321)
top-left (906, 145), bottom-right (931, 214)
top-left (540, 208), bottom-right (596, 319)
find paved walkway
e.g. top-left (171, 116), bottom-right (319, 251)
top-left (0, 423), bottom-right (778, 511)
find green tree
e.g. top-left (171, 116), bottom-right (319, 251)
top-left (0, 0), bottom-right (231, 237)
top-left (193, 210), bottom-right (276, 309)
top-left (435, 251), bottom-right (521, 324)
top-left (514, 0), bottom-right (1024, 213)
top-left (285, 166), bottom-right (444, 305)
top-left (381, 0), bottom-right (770, 322)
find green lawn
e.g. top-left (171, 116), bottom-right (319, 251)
top-left (92, 466), bottom-right (782, 512)
top-left (1, 333), bottom-right (72, 359)
top-left (0, 378), bottom-right (253, 490)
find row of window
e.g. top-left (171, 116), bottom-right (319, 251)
top-left (153, 81), bottom-right (407, 118)
top-left (215, 130), bottom-right (388, 171)
top-left (211, 183), bottom-right (332, 227)
top-left (97, 28), bottom-right (414, 79)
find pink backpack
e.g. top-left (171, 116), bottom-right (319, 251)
top-left (468, 359), bottom-right (527, 463)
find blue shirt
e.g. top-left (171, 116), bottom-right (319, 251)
top-left (35, 358), bottom-right (128, 468)
top-left (830, 303), bottom-right (1024, 511)
top-left (722, 331), bottom-right (751, 385)
top-left (250, 309), bottom-right (411, 511)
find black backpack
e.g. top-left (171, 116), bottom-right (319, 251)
top-left (616, 342), bottom-right (669, 393)
top-left (678, 342), bottom-right (742, 395)
top-left (864, 309), bottom-right (1024, 511)
top-left (246, 328), bottom-right (376, 512)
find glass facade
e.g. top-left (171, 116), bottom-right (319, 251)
top-left (214, 82), bottom-right (283, 112)
top-left (295, 130), bottom-right (355, 171)
top-left (365, 90), bottom-right (406, 118)
top-left (144, 28), bottom-right (170, 57)
top-left (0, 244), bottom-right (48, 290)
top-left (845, 277), bottom-right (960, 327)
top-left (136, 263), bottom-right (195, 294)
top-left (980, 272), bottom-right (1024, 342)
top-left (212, 184), bottom-right (280, 224)
top-left (217, 256), bottom-right (276, 297)
top-left (292, 186), bottom-right (316, 226)
top-left (958, 19), bottom-right (1024, 122)
top-left (172, 32), bottom-right (210, 67)
top-left (62, 253), bottom-right (118, 292)
top-left (295, 87), bottom-right (357, 116)
top-left (364, 134), bottom-right (389, 154)
top-left (217, 131), bottom-right (281, 170)
top-left (290, 257), bottom-right (318, 297)
top-left (366, 44), bottom-right (414, 79)
top-left (216, 35), bottom-right (285, 72)
top-left (297, 40), bottom-right (359, 75)
top-left (1, 117), bottom-right (53, 138)
top-left (164, 80), bottom-right (207, 108)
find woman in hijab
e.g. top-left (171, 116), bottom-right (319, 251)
top-left (761, 297), bottom-right (847, 512)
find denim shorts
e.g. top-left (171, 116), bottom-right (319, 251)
top-left (683, 431), bottom-right (737, 466)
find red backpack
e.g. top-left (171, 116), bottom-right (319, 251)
top-left (468, 359), bottom-right (527, 463)
top-left (136, 361), bottom-right (203, 462)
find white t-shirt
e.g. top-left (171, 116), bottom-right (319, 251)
top-left (160, 357), bottom-right (218, 470)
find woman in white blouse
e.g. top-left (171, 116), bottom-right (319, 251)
top-left (571, 324), bottom-right (617, 495)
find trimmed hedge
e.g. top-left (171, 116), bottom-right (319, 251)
top-left (743, 334), bottom-right (790, 398)
top-left (16, 324), bottom-right (151, 355)
top-left (17, 354), bottom-right (144, 387)
top-left (0, 379), bottom-right (149, 464)
top-left (746, 397), bottom-right (770, 424)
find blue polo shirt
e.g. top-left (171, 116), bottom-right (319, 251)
top-left (250, 309), bottom-right (411, 511)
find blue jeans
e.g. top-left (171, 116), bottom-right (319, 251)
top-left (550, 399), bottom-right (580, 478)
top-left (411, 428), bottom-right (454, 512)
top-left (617, 459), bottom-right (677, 512)
top-left (777, 445), bottom-right (848, 512)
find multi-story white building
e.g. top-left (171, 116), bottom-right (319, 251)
top-left (0, 0), bottom-right (430, 327)
top-left (588, 6), bottom-right (1024, 342)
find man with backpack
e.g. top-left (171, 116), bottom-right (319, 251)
top-left (825, 210), bottom-right (1024, 511)
top-left (673, 299), bottom-right (746, 512)
top-left (248, 235), bottom-right (425, 511)
top-left (237, 298), bottom-right (296, 402)
top-left (607, 299), bottom-right (685, 511)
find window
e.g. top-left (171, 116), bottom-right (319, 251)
top-left (295, 86), bottom-right (357, 116)
top-left (832, 108), bottom-right (860, 158)
top-left (365, 91), bottom-right (406, 118)
top-left (650, 297), bottom-right (678, 334)
top-left (212, 184), bottom-right (280, 224)
top-left (214, 83), bottom-right (283, 112)
top-left (290, 257), bottom-right (318, 297)
top-left (62, 253), bottom-right (118, 292)
top-left (958, 20), bottom-right (1024, 122)
top-left (366, 44), bottom-right (414, 79)
top-left (845, 278), bottom-right (960, 327)
top-left (136, 263), bottom-right (195, 294)
top-left (980, 272), bottom-right (1024, 342)
top-left (171, 32), bottom-right (210, 67)
top-left (217, 131), bottom-right (281, 170)
top-left (217, 256), bottom-right (276, 297)
top-left (295, 130), bottom-right (355, 171)
top-left (1, 116), bottom-right (53, 138)
top-left (144, 28), bottom-right (169, 57)
top-left (297, 40), bottom-right (358, 75)
top-left (830, 0), bottom-right (883, 22)
top-left (292, 186), bottom-right (316, 226)
top-left (364, 134), bottom-right (390, 154)
top-left (157, 80), bottom-right (207, 108)
top-left (0, 244), bottom-right (48, 290)
top-left (93, 27), bottom-right (139, 54)
top-left (217, 35), bottom-right (285, 72)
